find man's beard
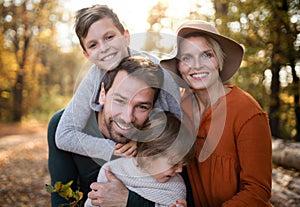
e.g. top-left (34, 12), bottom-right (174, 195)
top-left (105, 118), bottom-right (137, 144)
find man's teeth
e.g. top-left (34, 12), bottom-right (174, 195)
top-left (192, 73), bottom-right (207, 78)
top-left (116, 122), bottom-right (132, 130)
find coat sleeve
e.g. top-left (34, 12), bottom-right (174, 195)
top-left (223, 113), bottom-right (273, 206)
top-left (55, 65), bottom-right (114, 161)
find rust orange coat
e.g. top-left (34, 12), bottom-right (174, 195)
top-left (187, 85), bottom-right (273, 207)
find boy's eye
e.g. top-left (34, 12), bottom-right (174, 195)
top-left (88, 43), bottom-right (96, 49)
top-left (106, 34), bottom-right (114, 41)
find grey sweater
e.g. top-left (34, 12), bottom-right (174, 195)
top-left (55, 50), bottom-right (181, 160)
top-left (84, 157), bottom-right (186, 207)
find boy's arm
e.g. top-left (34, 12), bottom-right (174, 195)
top-left (55, 65), bottom-right (114, 161)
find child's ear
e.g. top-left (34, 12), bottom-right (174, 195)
top-left (124, 30), bottom-right (130, 46)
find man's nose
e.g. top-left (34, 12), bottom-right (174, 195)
top-left (121, 107), bottom-right (135, 123)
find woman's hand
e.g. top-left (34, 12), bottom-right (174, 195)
top-left (114, 140), bottom-right (137, 157)
top-left (169, 199), bottom-right (187, 207)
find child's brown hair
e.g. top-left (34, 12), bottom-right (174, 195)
top-left (74, 4), bottom-right (125, 51)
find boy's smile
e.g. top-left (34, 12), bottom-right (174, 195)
top-left (82, 17), bottom-right (130, 71)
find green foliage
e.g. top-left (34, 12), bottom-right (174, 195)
top-left (45, 181), bottom-right (83, 207)
top-left (144, 0), bottom-right (300, 140)
top-left (0, 0), bottom-right (84, 122)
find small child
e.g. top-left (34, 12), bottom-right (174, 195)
top-left (85, 111), bottom-right (196, 207)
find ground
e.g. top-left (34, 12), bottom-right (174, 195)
top-left (1, 121), bottom-right (299, 206)
top-left (0, 121), bottom-right (51, 207)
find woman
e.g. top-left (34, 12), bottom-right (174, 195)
top-left (161, 20), bottom-right (273, 207)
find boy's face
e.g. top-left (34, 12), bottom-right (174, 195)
top-left (82, 17), bottom-right (130, 71)
top-left (99, 70), bottom-right (155, 144)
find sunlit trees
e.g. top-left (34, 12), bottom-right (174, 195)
top-left (1, 0), bottom-right (60, 121)
top-left (145, 0), bottom-right (300, 140)
top-left (0, 0), bottom-right (84, 122)
top-left (212, 0), bottom-right (300, 140)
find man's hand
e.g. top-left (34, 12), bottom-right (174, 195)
top-left (88, 167), bottom-right (129, 207)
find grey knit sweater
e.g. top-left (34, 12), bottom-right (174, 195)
top-left (84, 157), bottom-right (186, 207)
top-left (55, 50), bottom-right (181, 160)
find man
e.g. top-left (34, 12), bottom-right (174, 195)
top-left (47, 5), bottom-right (182, 206)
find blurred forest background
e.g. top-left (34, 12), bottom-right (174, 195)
top-left (0, 0), bottom-right (300, 206)
top-left (0, 0), bottom-right (300, 141)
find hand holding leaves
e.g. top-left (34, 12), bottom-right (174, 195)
top-left (45, 180), bottom-right (83, 207)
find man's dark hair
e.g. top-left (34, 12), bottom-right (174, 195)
top-left (99, 56), bottom-right (164, 104)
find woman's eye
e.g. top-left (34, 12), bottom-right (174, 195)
top-left (202, 51), bottom-right (213, 59)
top-left (181, 56), bottom-right (192, 63)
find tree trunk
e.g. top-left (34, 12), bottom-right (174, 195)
top-left (269, 57), bottom-right (281, 137)
top-left (290, 58), bottom-right (300, 141)
top-left (272, 138), bottom-right (300, 171)
top-left (12, 73), bottom-right (24, 122)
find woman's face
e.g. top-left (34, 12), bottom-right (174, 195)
top-left (178, 36), bottom-right (220, 90)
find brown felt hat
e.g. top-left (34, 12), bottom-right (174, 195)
top-left (160, 20), bottom-right (244, 82)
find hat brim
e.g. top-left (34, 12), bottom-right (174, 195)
top-left (161, 26), bottom-right (244, 82)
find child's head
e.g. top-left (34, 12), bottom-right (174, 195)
top-left (75, 5), bottom-right (130, 70)
top-left (135, 111), bottom-right (196, 183)
top-left (75, 4), bottom-right (125, 50)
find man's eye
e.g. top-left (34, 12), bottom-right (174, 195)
top-left (137, 105), bottom-right (150, 111)
top-left (114, 99), bottom-right (125, 104)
